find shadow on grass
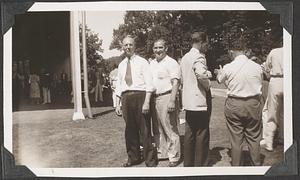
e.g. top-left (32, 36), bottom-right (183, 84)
top-left (179, 136), bottom-right (225, 166)
top-left (93, 109), bottom-right (115, 117)
top-left (227, 148), bottom-right (266, 166)
top-left (208, 147), bottom-right (225, 166)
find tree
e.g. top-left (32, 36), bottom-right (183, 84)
top-left (79, 24), bottom-right (104, 67)
top-left (110, 11), bottom-right (282, 68)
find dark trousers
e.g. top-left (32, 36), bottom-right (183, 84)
top-left (184, 110), bottom-right (210, 166)
top-left (225, 97), bottom-right (262, 166)
top-left (122, 91), bottom-right (158, 167)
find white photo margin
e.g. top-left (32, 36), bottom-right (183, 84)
top-left (3, 1), bottom-right (292, 177)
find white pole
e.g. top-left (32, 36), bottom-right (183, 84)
top-left (82, 11), bottom-right (93, 118)
top-left (70, 11), bottom-right (85, 121)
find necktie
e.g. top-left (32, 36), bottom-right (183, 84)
top-left (125, 59), bottom-right (133, 86)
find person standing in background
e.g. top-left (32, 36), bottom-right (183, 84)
top-left (29, 70), bottom-right (41, 105)
top-left (40, 68), bottom-right (52, 104)
top-left (109, 64), bottom-right (118, 108)
top-left (95, 67), bottom-right (104, 103)
top-left (60, 70), bottom-right (68, 95)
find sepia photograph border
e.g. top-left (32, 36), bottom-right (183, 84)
top-left (1, 0), bottom-right (298, 179)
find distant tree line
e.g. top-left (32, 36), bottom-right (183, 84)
top-left (109, 11), bottom-right (282, 71)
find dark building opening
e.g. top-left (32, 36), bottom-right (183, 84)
top-left (12, 12), bottom-right (72, 111)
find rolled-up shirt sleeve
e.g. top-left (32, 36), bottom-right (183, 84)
top-left (143, 61), bottom-right (155, 92)
top-left (216, 65), bottom-right (228, 85)
top-left (193, 56), bottom-right (210, 90)
top-left (263, 52), bottom-right (272, 73)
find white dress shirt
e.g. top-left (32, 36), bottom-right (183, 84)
top-left (150, 55), bottom-right (181, 94)
top-left (217, 54), bottom-right (263, 98)
top-left (115, 54), bottom-right (153, 97)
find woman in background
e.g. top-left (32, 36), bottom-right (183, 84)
top-left (95, 67), bottom-right (104, 103)
top-left (29, 70), bottom-right (41, 104)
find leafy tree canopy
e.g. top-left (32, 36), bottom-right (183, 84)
top-left (110, 11), bottom-right (282, 69)
top-left (79, 24), bottom-right (104, 68)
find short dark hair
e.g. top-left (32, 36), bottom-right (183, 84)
top-left (228, 37), bottom-right (246, 51)
top-left (191, 32), bottom-right (208, 44)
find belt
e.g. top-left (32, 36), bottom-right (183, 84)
top-left (154, 90), bottom-right (172, 98)
top-left (270, 74), bottom-right (283, 78)
top-left (121, 90), bottom-right (145, 95)
top-left (227, 95), bottom-right (260, 100)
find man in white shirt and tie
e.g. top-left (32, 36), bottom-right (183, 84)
top-left (115, 35), bottom-right (158, 167)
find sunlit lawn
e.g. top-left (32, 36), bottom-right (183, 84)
top-left (13, 91), bottom-right (282, 168)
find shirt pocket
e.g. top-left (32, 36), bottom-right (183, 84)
top-left (134, 67), bottom-right (145, 86)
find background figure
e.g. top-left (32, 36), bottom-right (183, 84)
top-left (51, 73), bottom-right (59, 97)
top-left (115, 35), bottom-right (158, 167)
top-left (88, 66), bottom-right (96, 100)
top-left (95, 67), bottom-right (104, 102)
top-left (109, 64), bottom-right (118, 108)
top-left (150, 39), bottom-right (181, 167)
top-left (12, 62), bottom-right (20, 107)
top-left (29, 71), bottom-right (41, 104)
top-left (40, 68), bottom-right (52, 104)
top-left (215, 38), bottom-right (263, 166)
top-left (180, 32), bottom-right (211, 167)
top-left (260, 42), bottom-right (284, 151)
top-left (60, 70), bottom-right (68, 95)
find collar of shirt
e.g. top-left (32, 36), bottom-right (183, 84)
top-left (190, 47), bottom-right (200, 54)
top-left (232, 54), bottom-right (248, 63)
top-left (154, 55), bottom-right (169, 64)
top-left (125, 54), bottom-right (136, 62)
top-left (115, 54), bottom-right (154, 97)
top-left (191, 47), bottom-right (206, 57)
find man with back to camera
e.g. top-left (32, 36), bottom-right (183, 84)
top-left (149, 39), bottom-right (181, 167)
top-left (115, 35), bottom-right (158, 167)
top-left (214, 37), bottom-right (263, 166)
top-left (180, 32), bottom-right (212, 167)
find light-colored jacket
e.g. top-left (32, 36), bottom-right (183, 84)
top-left (180, 48), bottom-right (210, 111)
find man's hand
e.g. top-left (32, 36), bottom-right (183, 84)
top-left (207, 70), bottom-right (212, 79)
top-left (115, 105), bottom-right (122, 116)
top-left (214, 69), bottom-right (220, 76)
top-left (142, 103), bottom-right (150, 114)
top-left (167, 101), bottom-right (176, 113)
top-left (214, 65), bottom-right (223, 76)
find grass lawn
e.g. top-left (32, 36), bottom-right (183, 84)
top-left (12, 93), bottom-right (282, 168)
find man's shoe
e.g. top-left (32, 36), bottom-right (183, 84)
top-left (168, 161), bottom-right (180, 167)
top-left (122, 159), bottom-right (143, 167)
